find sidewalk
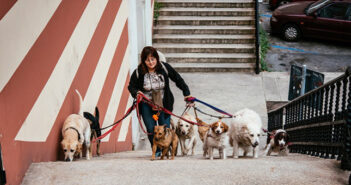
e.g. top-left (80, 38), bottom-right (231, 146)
top-left (22, 150), bottom-right (349, 185)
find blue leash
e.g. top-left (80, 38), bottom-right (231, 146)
top-left (187, 97), bottom-right (234, 118)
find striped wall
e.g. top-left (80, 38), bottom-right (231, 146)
top-left (0, 0), bottom-right (134, 184)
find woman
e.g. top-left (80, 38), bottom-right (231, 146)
top-left (128, 46), bottom-right (192, 157)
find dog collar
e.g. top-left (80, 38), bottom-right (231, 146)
top-left (64, 127), bottom-right (81, 140)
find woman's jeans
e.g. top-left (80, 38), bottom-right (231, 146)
top-left (140, 102), bottom-right (170, 146)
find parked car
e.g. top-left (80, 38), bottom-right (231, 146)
top-left (270, 0), bottom-right (351, 42)
top-left (269, 0), bottom-right (314, 10)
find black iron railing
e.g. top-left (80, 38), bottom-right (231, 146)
top-left (267, 67), bottom-right (351, 170)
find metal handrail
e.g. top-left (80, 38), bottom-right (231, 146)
top-left (268, 67), bottom-right (351, 113)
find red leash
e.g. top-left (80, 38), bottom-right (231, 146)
top-left (137, 93), bottom-right (202, 126)
top-left (135, 94), bottom-right (153, 135)
top-left (93, 93), bottom-right (205, 142)
top-left (93, 101), bottom-right (136, 142)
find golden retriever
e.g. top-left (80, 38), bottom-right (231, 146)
top-left (61, 90), bottom-right (91, 161)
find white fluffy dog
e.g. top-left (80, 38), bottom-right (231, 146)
top-left (229, 108), bottom-right (262, 159)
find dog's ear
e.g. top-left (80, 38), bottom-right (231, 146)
top-left (95, 107), bottom-right (100, 121)
top-left (223, 122), bottom-right (229, 132)
top-left (240, 125), bottom-right (248, 134)
top-left (84, 112), bottom-right (95, 122)
top-left (210, 122), bottom-right (216, 129)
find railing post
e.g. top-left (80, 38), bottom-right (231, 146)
top-left (254, 0), bottom-right (260, 74)
top-left (341, 67), bottom-right (351, 170)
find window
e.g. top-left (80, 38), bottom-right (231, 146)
top-left (318, 3), bottom-right (349, 20)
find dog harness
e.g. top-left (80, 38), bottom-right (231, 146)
top-left (64, 127), bottom-right (81, 140)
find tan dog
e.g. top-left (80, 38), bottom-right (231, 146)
top-left (61, 90), bottom-right (91, 161)
top-left (151, 125), bottom-right (179, 160)
top-left (176, 112), bottom-right (197, 156)
top-left (196, 117), bottom-right (209, 143)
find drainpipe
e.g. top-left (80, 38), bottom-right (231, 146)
top-left (144, 0), bottom-right (152, 46)
top-left (128, 0), bottom-right (139, 148)
top-left (255, 0), bottom-right (260, 74)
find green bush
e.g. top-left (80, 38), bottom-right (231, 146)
top-left (154, 1), bottom-right (162, 21)
top-left (259, 26), bottom-right (270, 72)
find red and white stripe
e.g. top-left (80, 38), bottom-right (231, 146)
top-left (0, 0), bottom-right (133, 184)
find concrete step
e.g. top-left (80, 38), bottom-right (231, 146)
top-left (159, 8), bottom-right (255, 16)
top-left (153, 34), bottom-right (255, 44)
top-left (154, 43), bottom-right (255, 53)
top-left (157, 16), bottom-right (254, 26)
top-left (153, 25), bottom-right (255, 35)
top-left (169, 62), bottom-right (255, 72)
top-left (158, 0), bottom-right (254, 8)
top-left (165, 53), bottom-right (256, 63)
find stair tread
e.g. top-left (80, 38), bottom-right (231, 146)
top-left (158, 16), bottom-right (254, 20)
top-left (169, 62), bottom-right (255, 68)
top-left (154, 25), bottom-right (255, 30)
top-left (165, 53), bottom-right (256, 58)
top-left (160, 7), bottom-right (254, 11)
top-left (154, 43), bottom-right (255, 48)
top-left (154, 34), bottom-right (254, 39)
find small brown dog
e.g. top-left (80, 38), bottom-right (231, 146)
top-left (151, 125), bottom-right (179, 160)
top-left (196, 117), bottom-right (209, 143)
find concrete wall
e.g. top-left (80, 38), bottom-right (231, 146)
top-left (0, 0), bottom-right (136, 184)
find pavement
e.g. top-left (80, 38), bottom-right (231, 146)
top-left (22, 71), bottom-right (350, 185)
top-left (259, 2), bottom-right (351, 72)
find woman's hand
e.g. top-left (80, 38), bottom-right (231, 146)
top-left (184, 95), bottom-right (195, 107)
top-left (136, 91), bottom-right (144, 98)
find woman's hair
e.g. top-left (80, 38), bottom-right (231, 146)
top-left (139, 46), bottom-right (162, 74)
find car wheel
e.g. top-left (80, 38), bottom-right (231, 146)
top-left (282, 24), bottom-right (301, 42)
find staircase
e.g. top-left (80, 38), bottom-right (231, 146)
top-left (153, 0), bottom-right (257, 72)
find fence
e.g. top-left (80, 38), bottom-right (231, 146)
top-left (267, 67), bottom-right (351, 170)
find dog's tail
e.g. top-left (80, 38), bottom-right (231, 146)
top-left (75, 89), bottom-right (83, 116)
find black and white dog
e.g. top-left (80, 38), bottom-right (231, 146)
top-left (84, 107), bottom-right (102, 156)
top-left (265, 129), bottom-right (289, 156)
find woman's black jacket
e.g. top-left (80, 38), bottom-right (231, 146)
top-left (128, 62), bottom-right (190, 113)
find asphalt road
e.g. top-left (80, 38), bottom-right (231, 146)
top-left (259, 2), bottom-right (351, 72)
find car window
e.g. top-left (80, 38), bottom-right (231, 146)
top-left (347, 4), bottom-right (351, 21)
top-left (307, 0), bottom-right (332, 15)
top-left (318, 3), bottom-right (349, 20)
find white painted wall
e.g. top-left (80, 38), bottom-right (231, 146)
top-left (128, 0), bottom-right (154, 147)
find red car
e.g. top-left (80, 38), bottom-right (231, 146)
top-left (270, 0), bottom-right (351, 42)
top-left (269, 0), bottom-right (311, 9)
